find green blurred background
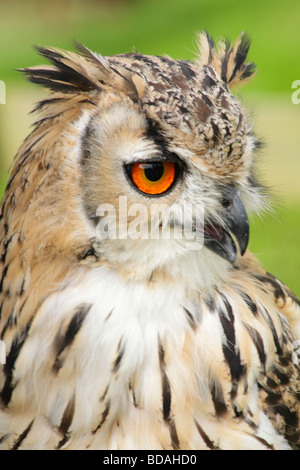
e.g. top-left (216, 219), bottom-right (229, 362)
top-left (0, 0), bottom-right (299, 295)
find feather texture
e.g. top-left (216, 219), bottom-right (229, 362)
top-left (0, 32), bottom-right (299, 450)
top-left (196, 31), bottom-right (256, 87)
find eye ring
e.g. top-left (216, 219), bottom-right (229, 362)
top-left (125, 161), bottom-right (180, 196)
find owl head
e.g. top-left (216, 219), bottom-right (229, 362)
top-left (18, 32), bottom-right (265, 284)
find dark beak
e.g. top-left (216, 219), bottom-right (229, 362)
top-left (204, 187), bottom-right (249, 263)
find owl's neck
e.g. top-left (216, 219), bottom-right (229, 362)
top-left (94, 237), bottom-right (232, 295)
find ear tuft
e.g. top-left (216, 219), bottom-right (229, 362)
top-left (19, 43), bottom-right (147, 102)
top-left (19, 45), bottom-right (102, 93)
top-left (196, 31), bottom-right (256, 87)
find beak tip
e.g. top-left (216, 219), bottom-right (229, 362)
top-left (238, 226), bottom-right (250, 257)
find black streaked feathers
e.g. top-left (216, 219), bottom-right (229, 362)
top-left (195, 420), bottom-right (219, 450)
top-left (198, 31), bottom-right (256, 87)
top-left (219, 296), bottom-right (246, 396)
top-left (92, 400), bottom-right (111, 435)
top-left (11, 420), bottom-right (34, 450)
top-left (56, 395), bottom-right (76, 449)
top-left (158, 340), bottom-right (171, 422)
top-left (21, 45), bottom-right (100, 93)
top-left (228, 34), bottom-right (253, 83)
top-left (1, 317), bottom-right (33, 407)
top-left (210, 381), bottom-right (228, 416)
top-left (244, 323), bottom-right (266, 371)
top-left (158, 338), bottom-right (180, 450)
top-left (53, 303), bottom-right (92, 372)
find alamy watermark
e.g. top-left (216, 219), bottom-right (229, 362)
top-left (0, 340), bottom-right (6, 364)
top-left (0, 80), bottom-right (5, 104)
top-left (95, 196), bottom-right (205, 250)
top-left (291, 80), bottom-right (300, 104)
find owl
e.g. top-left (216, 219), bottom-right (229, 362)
top-left (0, 32), bottom-right (299, 450)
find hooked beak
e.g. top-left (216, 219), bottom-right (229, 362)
top-left (203, 187), bottom-right (249, 263)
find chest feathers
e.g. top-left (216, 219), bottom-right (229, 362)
top-left (0, 261), bottom-right (292, 450)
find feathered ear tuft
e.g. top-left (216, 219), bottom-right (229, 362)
top-left (196, 31), bottom-right (256, 87)
top-left (19, 43), bottom-right (147, 101)
top-left (19, 45), bottom-right (103, 93)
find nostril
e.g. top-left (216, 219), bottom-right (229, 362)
top-left (221, 198), bottom-right (231, 208)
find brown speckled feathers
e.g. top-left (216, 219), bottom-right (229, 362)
top-left (0, 32), bottom-right (299, 450)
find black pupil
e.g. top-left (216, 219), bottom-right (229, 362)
top-left (143, 162), bottom-right (164, 182)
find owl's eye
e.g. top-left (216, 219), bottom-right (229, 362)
top-left (126, 161), bottom-right (179, 195)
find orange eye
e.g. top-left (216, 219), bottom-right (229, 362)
top-left (127, 161), bottom-right (177, 195)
